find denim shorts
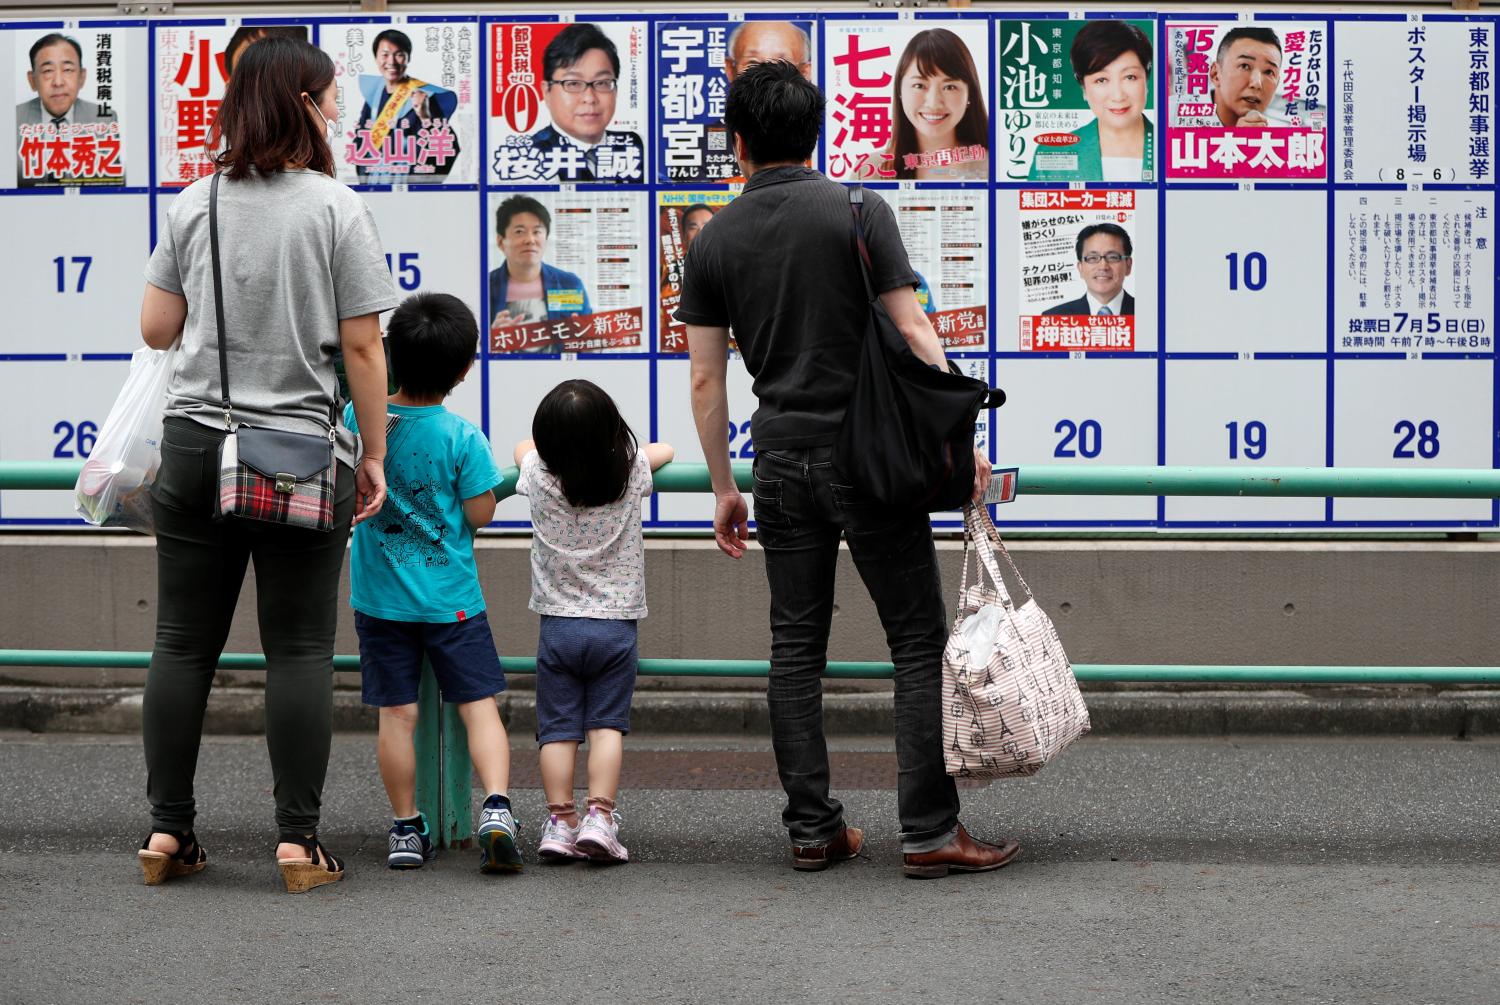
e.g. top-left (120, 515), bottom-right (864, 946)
top-left (535, 615), bottom-right (638, 745)
top-left (355, 610), bottom-right (507, 707)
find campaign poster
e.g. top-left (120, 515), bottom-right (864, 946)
top-left (13, 28), bottom-right (125, 188)
top-left (657, 18), bottom-right (815, 184)
top-left (489, 21), bottom-right (647, 183)
top-left (888, 190), bottom-right (988, 349)
top-left (322, 21), bottom-right (477, 185)
top-left (1016, 189), bottom-right (1139, 353)
top-left (154, 23), bottom-right (310, 186)
top-left (1337, 20), bottom-right (1493, 185)
top-left (1165, 20), bottom-right (1328, 180)
top-left (658, 189), bottom-right (736, 354)
top-left (486, 190), bottom-right (648, 355)
top-left (1334, 190), bottom-right (1494, 354)
top-left (822, 19), bottom-right (990, 182)
top-left (996, 19), bottom-right (1157, 183)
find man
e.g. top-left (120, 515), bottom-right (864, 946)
top-left (1210, 26), bottom-right (1281, 128)
top-left (355, 28), bottom-right (460, 182)
top-left (680, 204), bottom-right (715, 252)
top-left (17, 33), bottom-right (116, 188)
top-left (724, 21), bottom-right (813, 81)
top-left (677, 61), bottom-right (1017, 879)
top-left (488, 195), bottom-right (591, 354)
top-left (525, 23), bottom-right (645, 182)
top-left (1044, 223), bottom-right (1135, 316)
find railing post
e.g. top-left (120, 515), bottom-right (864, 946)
top-left (413, 660), bottom-right (473, 850)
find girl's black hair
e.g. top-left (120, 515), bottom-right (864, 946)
top-left (533, 379), bottom-right (638, 507)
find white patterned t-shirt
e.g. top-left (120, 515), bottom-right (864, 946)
top-left (516, 449), bottom-right (652, 619)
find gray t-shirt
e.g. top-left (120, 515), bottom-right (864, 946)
top-left (145, 169), bottom-right (399, 464)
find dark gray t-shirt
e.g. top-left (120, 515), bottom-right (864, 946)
top-left (673, 167), bottom-right (916, 450)
top-left (145, 169), bottom-right (399, 464)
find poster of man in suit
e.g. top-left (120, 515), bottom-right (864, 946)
top-left (15, 30), bottom-right (123, 187)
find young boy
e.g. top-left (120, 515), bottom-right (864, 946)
top-left (346, 291), bottom-right (520, 873)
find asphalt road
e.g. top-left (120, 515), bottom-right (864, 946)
top-left (2, 732), bottom-right (1497, 1004)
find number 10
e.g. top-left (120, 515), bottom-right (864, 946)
top-left (1225, 252), bottom-right (1266, 291)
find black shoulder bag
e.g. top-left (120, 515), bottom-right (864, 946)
top-left (209, 172), bottom-right (340, 532)
top-left (833, 185), bottom-right (1006, 512)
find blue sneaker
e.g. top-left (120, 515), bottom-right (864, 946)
top-left (478, 798), bottom-right (522, 873)
top-left (387, 820), bottom-right (435, 870)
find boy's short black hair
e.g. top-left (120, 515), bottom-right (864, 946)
top-left (723, 59), bottom-right (823, 166)
top-left (386, 292), bottom-right (478, 399)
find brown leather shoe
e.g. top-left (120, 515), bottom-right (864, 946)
top-left (791, 825), bottom-right (865, 872)
top-left (902, 824), bottom-right (1020, 879)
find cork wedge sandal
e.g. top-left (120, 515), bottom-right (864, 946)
top-left (137, 829), bottom-right (207, 886)
top-left (277, 833), bottom-right (345, 894)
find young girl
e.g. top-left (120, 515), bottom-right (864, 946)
top-left (514, 380), bottom-right (673, 863)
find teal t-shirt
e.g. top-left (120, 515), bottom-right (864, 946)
top-left (345, 402), bottom-right (501, 623)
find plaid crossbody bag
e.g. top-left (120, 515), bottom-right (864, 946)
top-left (208, 172), bottom-right (338, 532)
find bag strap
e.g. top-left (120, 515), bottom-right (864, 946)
top-left (963, 503), bottom-right (1035, 605)
top-left (847, 184), bottom-right (877, 303)
top-left (208, 172), bottom-right (233, 427)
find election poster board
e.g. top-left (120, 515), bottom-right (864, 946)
top-left (0, 10), bottom-right (1495, 535)
top-left (321, 20), bottom-right (479, 186)
top-left (488, 20), bottom-right (648, 184)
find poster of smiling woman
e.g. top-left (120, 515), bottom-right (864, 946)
top-left (489, 21), bottom-right (647, 183)
top-left (997, 19), bottom-right (1156, 183)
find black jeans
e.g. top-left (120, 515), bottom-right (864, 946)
top-left (143, 418), bottom-right (354, 837)
top-left (751, 446), bottom-right (960, 853)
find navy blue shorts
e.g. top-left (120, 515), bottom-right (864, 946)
top-left (535, 615), bottom-right (638, 745)
top-left (355, 610), bottom-right (507, 707)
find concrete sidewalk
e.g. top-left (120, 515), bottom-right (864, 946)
top-left (4, 683), bottom-right (1500, 737)
top-left (4, 731), bottom-right (1499, 1004)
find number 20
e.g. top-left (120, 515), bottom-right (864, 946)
top-left (1053, 419), bottom-right (1101, 459)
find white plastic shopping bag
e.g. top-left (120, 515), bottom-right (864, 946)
top-left (74, 344), bottom-right (177, 533)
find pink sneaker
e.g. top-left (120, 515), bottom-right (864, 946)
top-left (574, 808), bottom-right (629, 863)
top-left (536, 814), bottom-right (586, 863)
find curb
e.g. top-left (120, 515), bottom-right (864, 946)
top-left (2, 686), bottom-right (1499, 737)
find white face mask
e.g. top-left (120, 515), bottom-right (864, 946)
top-left (302, 92), bottom-right (338, 144)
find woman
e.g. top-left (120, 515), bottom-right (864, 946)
top-left (136, 37), bottom-right (397, 892)
top-left (1028, 20), bottom-right (1154, 182)
top-left (886, 28), bottom-right (989, 181)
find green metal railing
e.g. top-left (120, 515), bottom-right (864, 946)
top-left (3, 458), bottom-right (1498, 845)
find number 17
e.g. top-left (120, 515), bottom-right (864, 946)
top-left (53, 255), bottom-right (93, 293)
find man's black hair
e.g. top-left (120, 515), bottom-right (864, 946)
top-left (386, 292), bottom-right (478, 399)
top-left (533, 379), bottom-right (639, 507)
top-left (683, 203), bottom-right (713, 219)
top-left (29, 33), bottom-right (83, 70)
top-left (372, 28), bottom-right (413, 59)
top-left (496, 194), bottom-right (551, 235)
top-left (543, 23), bottom-right (620, 80)
top-left (1075, 223), bottom-right (1133, 260)
top-left (723, 60), bottom-right (823, 167)
top-left (1216, 26), bottom-right (1281, 60)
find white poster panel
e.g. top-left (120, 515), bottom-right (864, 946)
top-left (1164, 358), bottom-right (1326, 523)
top-left (822, 18), bottom-right (991, 182)
top-left (488, 21), bottom-right (648, 184)
top-left (322, 20), bottom-right (477, 186)
top-left (1332, 359), bottom-right (1492, 524)
top-left (12, 27), bottom-right (128, 188)
top-left (1338, 19), bottom-right (1493, 185)
top-left (0, 192), bottom-right (148, 356)
top-left (995, 188), bottom-right (1158, 354)
top-left (0, 357), bottom-right (128, 520)
top-left (653, 357), bottom-right (759, 525)
top-left (888, 188), bottom-right (988, 350)
top-left (486, 189), bottom-right (648, 355)
top-left (1164, 188), bottom-right (1326, 354)
top-left (1333, 190), bottom-right (1493, 355)
top-left (486, 358), bottom-right (650, 523)
top-left (992, 357), bottom-right (1157, 525)
top-left (362, 189), bottom-right (480, 323)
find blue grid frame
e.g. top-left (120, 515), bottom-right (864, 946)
top-left (0, 9), bottom-right (1494, 531)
